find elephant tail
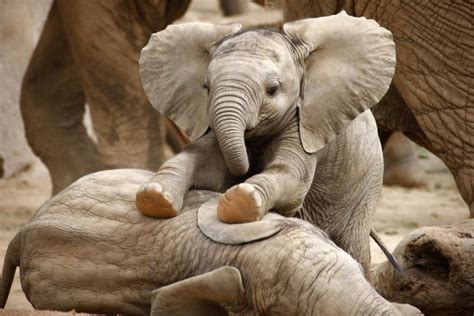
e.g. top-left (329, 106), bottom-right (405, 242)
top-left (0, 232), bottom-right (21, 308)
top-left (370, 228), bottom-right (405, 275)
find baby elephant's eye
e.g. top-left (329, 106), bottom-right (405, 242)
top-left (202, 82), bottom-right (210, 94)
top-left (266, 83), bottom-right (280, 97)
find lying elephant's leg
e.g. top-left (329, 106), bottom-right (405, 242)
top-left (136, 132), bottom-right (229, 217)
top-left (383, 132), bottom-right (426, 188)
top-left (56, 1), bottom-right (168, 172)
top-left (21, 2), bottom-right (104, 194)
top-left (218, 120), bottom-right (317, 223)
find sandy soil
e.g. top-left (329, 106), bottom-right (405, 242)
top-left (0, 149), bottom-right (469, 310)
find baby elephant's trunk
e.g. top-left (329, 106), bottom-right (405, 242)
top-left (210, 101), bottom-right (250, 176)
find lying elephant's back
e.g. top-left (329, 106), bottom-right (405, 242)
top-left (18, 169), bottom-right (218, 313)
top-left (18, 169), bottom-right (164, 313)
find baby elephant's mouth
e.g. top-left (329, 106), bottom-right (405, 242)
top-left (246, 107), bottom-right (298, 140)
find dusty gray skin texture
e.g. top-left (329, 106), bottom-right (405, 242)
top-left (136, 12), bottom-right (395, 272)
top-left (20, 0), bottom-right (191, 194)
top-left (372, 220), bottom-right (474, 315)
top-left (0, 169), bottom-right (420, 315)
top-left (278, 0), bottom-right (474, 218)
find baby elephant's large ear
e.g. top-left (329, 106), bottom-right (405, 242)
top-left (140, 23), bottom-right (241, 140)
top-left (283, 12), bottom-right (395, 153)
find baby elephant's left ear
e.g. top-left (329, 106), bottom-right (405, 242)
top-left (283, 11), bottom-right (396, 153)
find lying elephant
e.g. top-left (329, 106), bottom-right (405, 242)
top-left (372, 220), bottom-right (474, 315)
top-left (0, 169), bottom-right (419, 315)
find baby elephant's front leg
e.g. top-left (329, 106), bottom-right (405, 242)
top-left (136, 133), bottom-right (226, 217)
top-left (218, 131), bottom-right (317, 223)
top-left (136, 153), bottom-right (195, 218)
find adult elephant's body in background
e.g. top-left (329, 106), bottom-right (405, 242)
top-left (279, 0), bottom-right (474, 217)
top-left (20, 0), bottom-right (190, 194)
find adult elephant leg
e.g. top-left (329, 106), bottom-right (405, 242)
top-left (453, 170), bottom-right (474, 217)
top-left (21, 2), bottom-right (103, 194)
top-left (297, 111), bottom-right (383, 277)
top-left (219, 0), bottom-right (249, 16)
top-left (373, 86), bottom-right (428, 188)
top-left (163, 118), bottom-right (189, 155)
top-left (367, 1), bottom-right (474, 218)
top-left (56, 1), bottom-right (173, 171)
top-left (383, 132), bottom-right (426, 188)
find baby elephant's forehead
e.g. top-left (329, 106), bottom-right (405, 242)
top-left (214, 30), bottom-right (288, 60)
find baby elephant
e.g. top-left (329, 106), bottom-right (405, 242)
top-left (136, 12), bottom-right (395, 224)
top-left (0, 170), bottom-right (420, 315)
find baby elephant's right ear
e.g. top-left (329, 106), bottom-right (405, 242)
top-left (139, 23), bottom-right (241, 141)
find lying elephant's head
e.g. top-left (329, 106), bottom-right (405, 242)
top-left (140, 12), bottom-right (395, 176)
top-left (150, 195), bottom-right (421, 315)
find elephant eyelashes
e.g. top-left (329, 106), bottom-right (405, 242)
top-left (202, 82), bottom-right (210, 94)
top-left (266, 83), bottom-right (280, 97)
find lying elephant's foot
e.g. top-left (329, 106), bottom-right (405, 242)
top-left (136, 182), bottom-right (178, 218)
top-left (217, 183), bottom-right (264, 223)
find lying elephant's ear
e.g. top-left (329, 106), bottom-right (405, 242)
top-left (198, 197), bottom-right (286, 244)
top-left (283, 12), bottom-right (395, 153)
top-left (139, 22), bottom-right (241, 141)
top-left (151, 266), bottom-right (245, 315)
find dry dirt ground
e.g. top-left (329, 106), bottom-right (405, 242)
top-left (0, 149), bottom-right (469, 310)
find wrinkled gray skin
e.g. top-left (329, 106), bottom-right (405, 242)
top-left (136, 13), bottom-right (395, 272)
top-left (372, 220), bottom-right (474, 315)
top-left (0, 169), bottom-right (420, 315)
top-left (278, 0), bottom-right (474, 217)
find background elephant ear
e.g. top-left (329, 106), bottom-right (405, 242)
top-left (151, 266), bottom-right (245, 316)
top-left (283, 11), bottom-right (396, 153)
top-left (139, 22), bottom-right (241, 140)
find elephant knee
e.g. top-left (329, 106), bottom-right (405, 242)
top-left (20, 68), bottom-right (86, 154)
top-left (20, 73), bottom-right (44, 146)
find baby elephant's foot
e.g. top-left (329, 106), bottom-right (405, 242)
top-left (218, 183), bottom-right (264, 223)
top-left (136, 183), bottom-right (178, 218)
